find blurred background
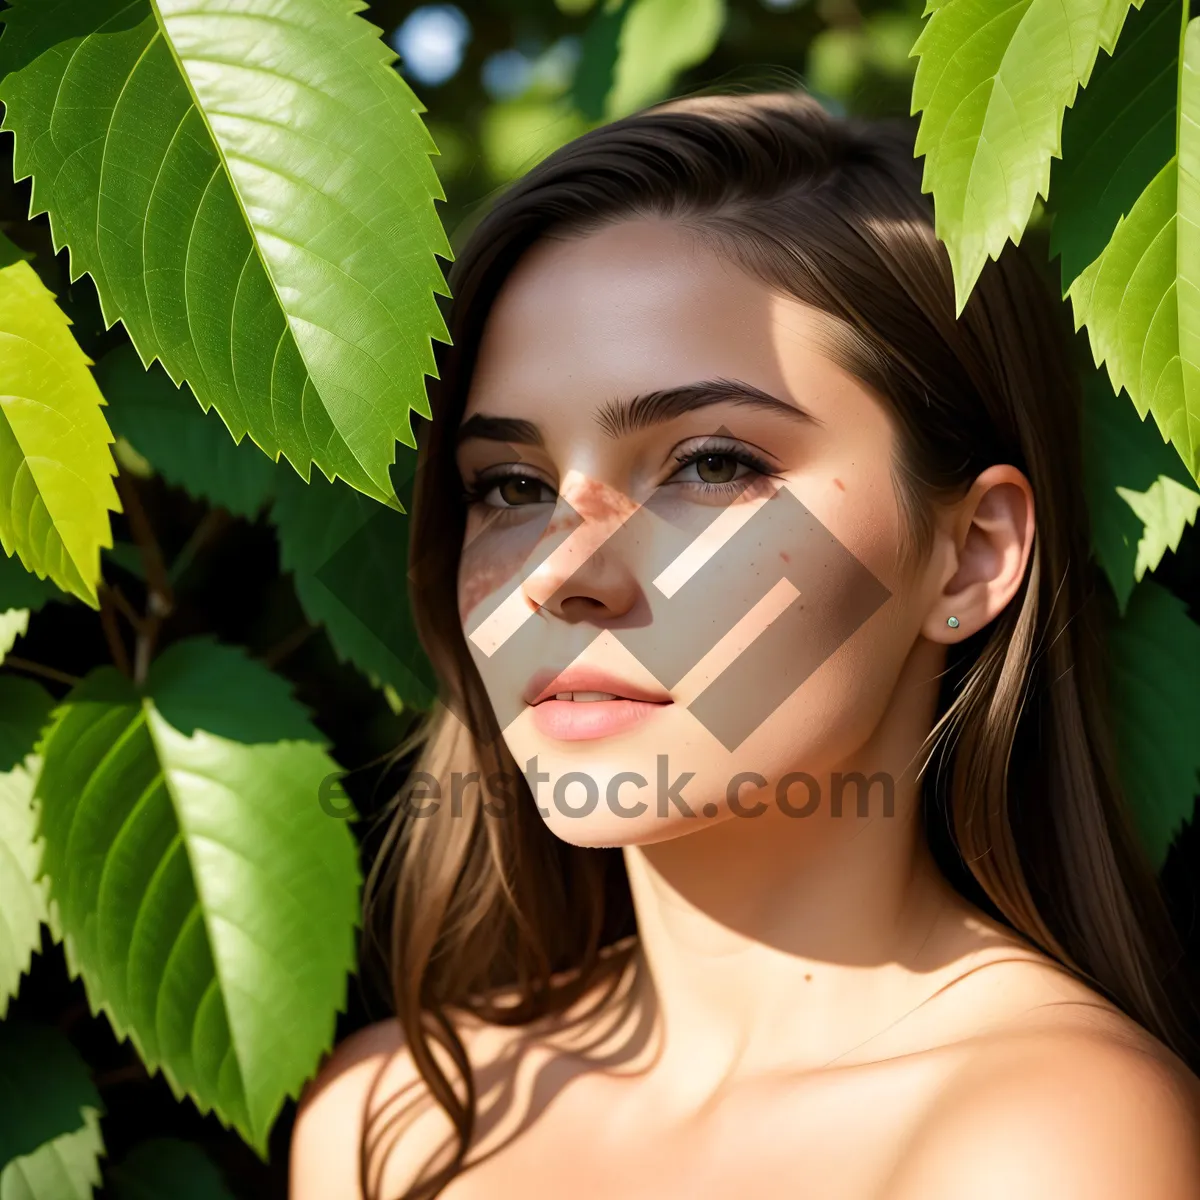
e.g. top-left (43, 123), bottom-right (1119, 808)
top-left (372, 0), bottom-right (923, 236)
top-left (1, 0), bottom-right (1198, 1195)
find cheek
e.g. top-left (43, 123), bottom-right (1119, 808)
top-left (457, 512), bottom-right (554, 626)
top-left (458, 539), bottom-right (521, 626)
top-left (588, 482), bottom-right (895, 757)
top-left (457, 477), bottom-right (642, 625)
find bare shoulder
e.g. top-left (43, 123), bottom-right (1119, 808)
top-left (885, 1017), bottom-right (1200, 1200)
top-left (288, 1008), bottom-right (537, 1200)
top-left (290, 1018), bottom-right (416, 1199)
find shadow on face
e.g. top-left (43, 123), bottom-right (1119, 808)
top-left (453, 218), bottom-right (939, 850)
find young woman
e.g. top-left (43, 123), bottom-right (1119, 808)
top-left (290, 91), bottom-right (1200, 1199)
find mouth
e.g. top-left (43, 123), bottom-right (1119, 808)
top-left (524, 667), bottom-right (672, 741)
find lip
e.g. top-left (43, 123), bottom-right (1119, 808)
top-left (523, 666), bottom-right (672, 742)
top-left (523, 666), bottom-right (672, 708)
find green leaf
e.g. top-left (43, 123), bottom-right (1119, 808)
top-left (0, 611), bottom-right (28, 662)
top-left (1107, 579), bottom-right (1200, 866)
top-left (1066, 16), bottom-right (1200, 479)
top-left (145, 637), bottom-right (326, 745)
top-left (605, 0), bottom-right (726, 119)
top-left (0, 1109), bottom-right (104, 1200)
top-left (0, 676), bottom-right (55, 774)
top-left (1083, 368), bottom-right (1200, 609)
top-left (1048, 0), bottom-right (1180, 292)
top-left (571, 0), bottom-right (632, 121)
top-left (480, 99), bottom-right (590, 183)
top-left (0, 0), bottom-right (452, 509)
top-left (101, 541), bottom-right (148, 585)
top-left (911, 0), bottom-right (1144, 316)
top-left (0, 231), bottom-right (31, 270)
top-left (0, 551), bottom-right (65, 614)
top-left (108, 1138), bottom-right (234, 1200)
top-left (34, 647), bottom-right (360, 1154)
top-left (0, 1020), bottom-right (102, 1174)
top-left (1116, 476), bottom-right (1200, 580)
top-left (95, 346), bottom-right (276, 521)
top-left (808, 28), bottom-right (868, 102)
top-left (0, 759), bottom-right (48, 1018)
top-left (270, 467), bottom-right (436, 706)
top-left (0, 260), bottom-right (121, 609)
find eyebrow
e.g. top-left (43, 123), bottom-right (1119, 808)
top-left (456, 377), bottom-right (818, 448)
top-left (455, 414), bottom-right (543, 447)
top-left (596, 377), bottom-right (819, 439)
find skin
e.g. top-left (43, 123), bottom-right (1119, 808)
top-left (291, 219), bottom-right (1200, 1198)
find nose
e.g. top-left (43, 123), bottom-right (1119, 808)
top-left (521, 471), bottom-right (642, 623)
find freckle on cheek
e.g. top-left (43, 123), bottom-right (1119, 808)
top-left (459, 550), bottom-right (525, 621)
top-left (564, 476), bottom-right (639, 523)
top-left (457, 478), bottom-right (638, 623)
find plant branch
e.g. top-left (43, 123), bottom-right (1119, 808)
top-left (262, 621), bottom-right (319, 669)
top-left (106, 582), bottom-right (145, 633)
top-left (115, 473), bottom-right (174, 685)
top-left (98, 584), bottom-right (133, 679)
top-left (168, 505), bottom-right (234, 587)
top-left (115, 473), bottom-right (172, 603)
top-left (1, 655), bottom-right (80, 687)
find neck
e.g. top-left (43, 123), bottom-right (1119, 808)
top-left (619, 639), bottom-right (995, 1099)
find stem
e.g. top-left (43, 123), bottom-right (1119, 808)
top-left (1, 656), bottom-right (80, 687)
top-left (169, 506), bottom-right (233, 587)
top-left (262, 622), bottom-right (319, 669)
top-left (114, 474), bottom-right (173, 686)
top-left (98, 585), bottom-right (133, 679)
top-left (106, 582), bottom-right (145, 633)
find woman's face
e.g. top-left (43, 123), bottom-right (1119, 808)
top-left (453, 218), bottom-right (946, 848)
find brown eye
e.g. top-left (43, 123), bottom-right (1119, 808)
top-left (497, 476), bottom-right (549, 506)
top-left (695, 454), bottom-right (739, 484)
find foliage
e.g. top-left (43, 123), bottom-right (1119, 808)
top-left (0, 258), bottom-right (119, 608)
top-left (96, 347), bottom-right (275, 524)
top-left (1107, 579), bottom-right (1200, 865)
top-left (0, 757), bottom-right (46, 1017)
top-left (0, 0), bottom-right (1199, 1195)
top-left (0, 0), bottom-right (452, 508)
top-left (1083, 367), bottom-right (1200, 612)
top-left (911, 0), bottom-right (1143, 316)
top-left (0, 1020), bottom-right (105, 1198)
top-left (34, 640), bottom-right (359, 1154)
top-left (107, 1138), bottom-right (234, 1200)
top-left (913, 0), bottom-right (1200, 860)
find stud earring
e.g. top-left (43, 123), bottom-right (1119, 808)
top-left (946, 615), bottom-right (960, 629)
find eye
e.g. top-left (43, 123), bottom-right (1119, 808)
top-left (666, 441), bottom-right (774, 492)
top-left (687, 453), bottom-right (745, 485)
top-left (466, 470), bottom-right (556, 509)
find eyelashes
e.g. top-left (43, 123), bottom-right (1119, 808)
top-left (461, 469), bottom-right (555, 511)
top-left (462, 437), bottom-right (778, 510)
top-left (669, 440), bottom-right (776, 494)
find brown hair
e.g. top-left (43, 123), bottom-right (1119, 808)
top-left (361, 90), bottom-right (1199, 1198)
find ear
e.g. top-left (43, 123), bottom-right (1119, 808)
top-left (923, 464), bottom-right (1035, 643)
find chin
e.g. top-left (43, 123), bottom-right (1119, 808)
top-left (538, 805), bottom-right (725, 850)
top-left (502, 728), bottom-right (739, 848)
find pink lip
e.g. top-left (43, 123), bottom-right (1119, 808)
top-left (523, 666), bottom-right (671, 707)
top-left (530, 697), bottom-right (669, 741)
top-left (524, 666), bottom-right (672, 742)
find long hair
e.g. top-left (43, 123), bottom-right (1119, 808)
top-left (360, 90), bottom-right (1199, 1198)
